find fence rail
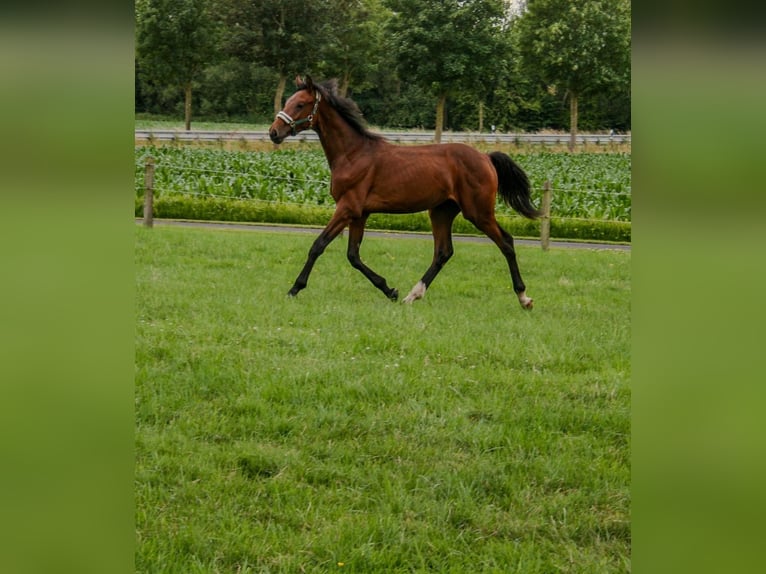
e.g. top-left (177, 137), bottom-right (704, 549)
top-left (135, 129), bottom-right (630, 147)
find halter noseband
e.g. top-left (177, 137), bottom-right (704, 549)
top-left (276, 91), bottom-right (322, 136)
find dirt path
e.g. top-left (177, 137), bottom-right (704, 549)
top-left (136, 219), bottom-right (631, 251)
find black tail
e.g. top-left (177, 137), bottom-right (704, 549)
top-left (488, 151), bottom-right (542, 219)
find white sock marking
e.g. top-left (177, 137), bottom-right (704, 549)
top-left (403, 281), bottom-right (427, 304)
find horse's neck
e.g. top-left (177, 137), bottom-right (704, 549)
top-left (315, 109), bottom-right (373, 169)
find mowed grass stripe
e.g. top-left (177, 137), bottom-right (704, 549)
top-left (135, 226), bottom-right (630, 573)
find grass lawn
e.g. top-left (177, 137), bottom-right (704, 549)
top-left (134, 116), bottom-right (271, 131)
top-left (135, 226), bottom-right (630, 573)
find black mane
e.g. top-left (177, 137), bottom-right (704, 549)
top-left (298, 79), bottom-right (384, 141)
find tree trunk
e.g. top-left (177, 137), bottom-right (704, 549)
top-left (568, 91), bottom-right (578, 152)
top-left (274, 74), bottom-right (287, 116)
top-left (184, 83), bottom-right (192, 131)
top-left (434, 93), bottom-right (447, 143)
top-left (478, 101), bottom-right (484, 132)
top-left (339, 70), bottom-right (350, 98)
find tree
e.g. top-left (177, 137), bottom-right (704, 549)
top-left (514, 0), bottom-right (630, 150)
top-left (385, 0), bottom-right (507, 142)
top-left (218, 0), bottom-right (332, 116)
top-left (317, 0), bottom-right (388, 98)
top-left (136, 0), bottom-right (221, 130)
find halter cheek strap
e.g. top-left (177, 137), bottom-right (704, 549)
top-left (276, 91), bottom-right (322, 136)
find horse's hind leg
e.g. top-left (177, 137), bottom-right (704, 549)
top-left (403, 201), bottom-right (460, 303)
top-left (471, 215), bottom-right (534, 310)
top-left (347, 216), bottom-right (399, 301)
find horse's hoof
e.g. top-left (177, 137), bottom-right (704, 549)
top-left (521, 298), bottom-right (534, 310)
top-left (388, 288), bottom-right (399, 301)
top-left (516, 290), bottom-right (533, 310)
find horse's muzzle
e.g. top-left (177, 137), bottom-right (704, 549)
top-left (269, 128), bottom-right (284, 144)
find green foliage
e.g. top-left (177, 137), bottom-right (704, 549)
top-left (137, 194), bottom-right (336, 227)
top-left (136, 195), bottom-right (630, 242)
top-left (384, 0), bottom-right (507, 136)
top-left (552, 217), bottom-right (630, 243)
top-left (136, 226), bottom-right (631, 572)
top-left (136, 0), bottom-right (221, 115)
top-left (136, 146), bottom-right (332, 204)
top-left (135, 145), bottom-right (631, 226)
top-left (385, 0), bottom-right (505, 97)
top-left (513, 0), bottom-right (631, 139)
top-left (135, 1), bottom-right (631, 132)
top-left (199, 63), bottom-right (279, 123)
top-left (518, 151), bottom-right (631, 221)
top-left (217, 0), bottom-right (329, 80)
top-left (316, 0), bottom-right (389, 95)
top-left (514, 0), bottom-right (631, 97)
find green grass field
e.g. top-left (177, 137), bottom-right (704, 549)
top-left (135, 226), bottom-right (630, 573)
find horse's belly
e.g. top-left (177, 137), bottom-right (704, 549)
top-left (367, 176), bottom-right (452, 213)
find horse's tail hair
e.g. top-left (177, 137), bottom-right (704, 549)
top-left (488, 151), bottom-right (542, 220)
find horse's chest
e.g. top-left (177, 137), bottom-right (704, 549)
top-left (330, 169), bottom-right (371, 200)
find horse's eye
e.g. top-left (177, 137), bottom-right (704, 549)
top-left (296, 103), bottom-right (305, 110)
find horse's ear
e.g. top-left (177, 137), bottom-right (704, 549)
top-left (304, 75), bottom-right (314, 90)
top-left (294, 75), bottom-right (303, 88)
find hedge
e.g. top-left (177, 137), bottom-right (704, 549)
top-left (135, 195), bottom-right (630, 243)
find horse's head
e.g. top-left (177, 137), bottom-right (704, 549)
top-left (269, 75), bottom-right (322, 144)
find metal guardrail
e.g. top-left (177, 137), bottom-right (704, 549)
top-left (135, 129), bottom-right (631, 146)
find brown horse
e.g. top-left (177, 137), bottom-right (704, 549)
top-left (269, 76), bottom-right (542, 309)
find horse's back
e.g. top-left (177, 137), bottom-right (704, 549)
top-left (376, 141), bottom-right (493, 186)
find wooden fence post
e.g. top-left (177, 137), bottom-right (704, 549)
top-left (540, 180), bottom-right (552, 251)
top-left (143, 156), bottom-right (155, 228)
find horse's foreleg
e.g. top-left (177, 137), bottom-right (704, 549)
top-left (347, 217), bottom-right (398, 301)
top-left (288, 211), bottom-right (350, 297)
top-left (403, 202), bottom-right (459, 303)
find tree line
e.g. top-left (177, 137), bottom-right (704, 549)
top-left (135, 0), bottom-right (630, 144)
